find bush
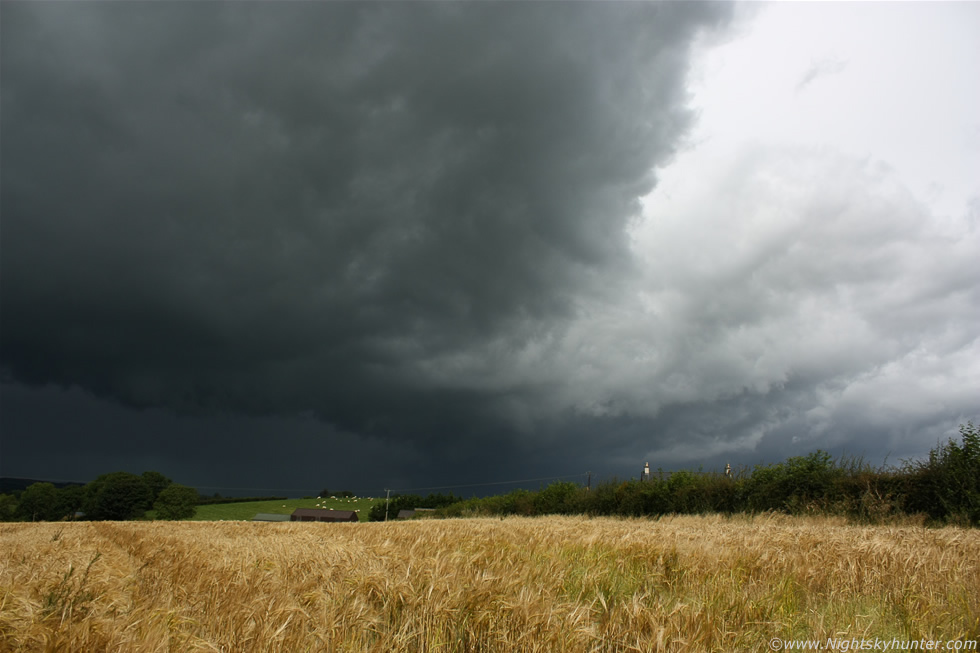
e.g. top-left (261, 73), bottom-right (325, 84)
top-left (581, 479), bottom-right (621, 516)
top-left (903, 422), bottom-right (980, 525)
top-left (737, 451), bottom-right (841, 514)
top-left (154, 484), bottom-right (199, 520)
top-left (534, 482), bottom-right (583, 515)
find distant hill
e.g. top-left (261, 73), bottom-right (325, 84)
top-left (0, 477), bottom-right (86, 494)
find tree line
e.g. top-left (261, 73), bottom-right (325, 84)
top-left (0, 471), bottom-right (199, 522)
top-left (4, 423), bottom-right (976, 526)
top-left (402, 423), bottom-right (980, 527)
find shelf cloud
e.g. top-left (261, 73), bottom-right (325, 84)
top-left (2, 2), bottom-right (977, 493)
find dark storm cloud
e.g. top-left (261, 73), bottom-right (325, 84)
top-left (1, 3), bottom-right (733, 453)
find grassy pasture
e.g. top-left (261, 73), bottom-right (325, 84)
top-left (1, 514), bottom-right (978, 652)
top-left (187, 496), bottom-right (380, 522)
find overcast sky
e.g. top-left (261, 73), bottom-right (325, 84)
top-left (2, 2), bottom-right (978, 497)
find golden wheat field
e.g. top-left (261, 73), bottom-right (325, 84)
top-left (1, 514), bottom-right (978, 652)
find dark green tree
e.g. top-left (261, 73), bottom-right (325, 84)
top-left (142, 471), bottom-right (173, 504)
top-left (16, 482), bottom-right (61, 521)
top-left (85, 472), bottom-right (153, 520)
top-left (55, 485), bottom-right (87, 520)
top-left (0, 494), bottom-right (18, 521)
top-left (154, 484), bottom-right (198, 520)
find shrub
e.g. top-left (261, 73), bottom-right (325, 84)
top-left (154, 485), bottom-right (199, 520)
top-left (581, 479), bottom-right (620, 516)
top-left (738, 451), bottom-right (841, 514)
top-left (534, 482), bottom-right (583, 515)
top-left (903, 422), bottom-right (980, 525)
top-left (737, 463), bottom-right (788, 512)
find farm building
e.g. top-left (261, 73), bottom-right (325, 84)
top-left (252, 513), bottom-right (290, 522)
top-left (290, 508), bottom-right (358, 523)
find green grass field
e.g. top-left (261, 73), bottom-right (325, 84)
top-left (186, 496), bottom-right (380, 522)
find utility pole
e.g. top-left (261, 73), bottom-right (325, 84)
top-left (384, 488), bottom-right (390, 522)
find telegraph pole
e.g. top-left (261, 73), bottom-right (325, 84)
top-left (384, 488), bottom-right (391, 522)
